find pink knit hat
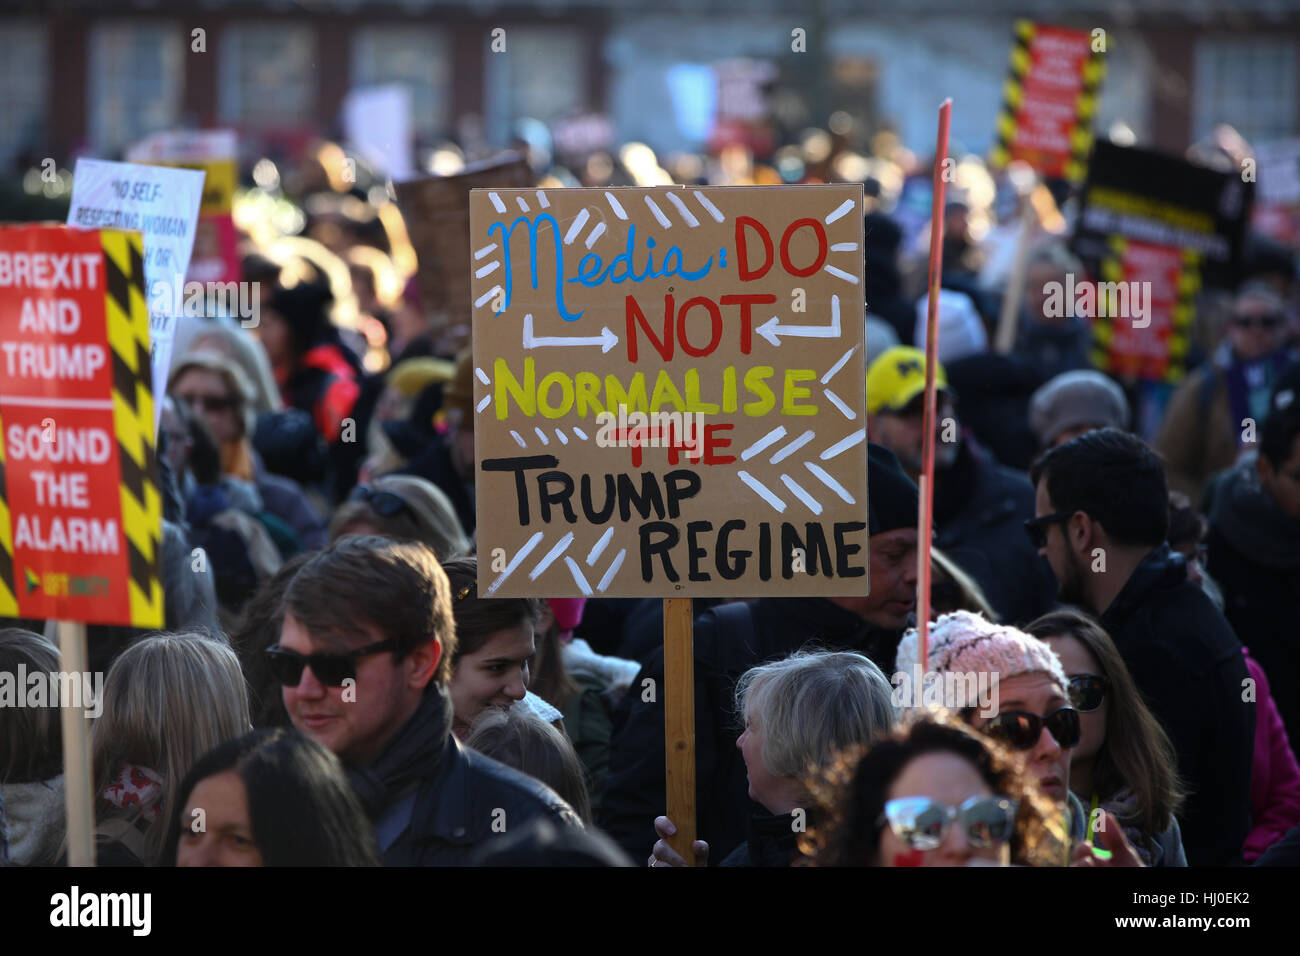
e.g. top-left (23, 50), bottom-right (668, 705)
top-left (894, 610), bottom-right (1068, 691)
top-left (547, 598), bottom-right (587, 636)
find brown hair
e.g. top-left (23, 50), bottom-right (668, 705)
top-left (1023, 608), bottom-right (1184, 838)
top-left (283, 535), bottom-right (456, 685)
top-left (931, 547), bottom-right (998, 621)
top-left (440, 557), bottom-right (543, 663)
top-left (0, 628), bottom-right (63, 783)
top-left (465, 707), bottom-right (592, 824)
top-left (527, 608), bottom-right (578, 710)
top-left (800, 711), bottom-right (1067, 867)
top-left (231, 552), bottom-right (313, 728)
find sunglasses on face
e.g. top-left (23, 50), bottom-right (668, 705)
top-left (879, 795), bottom-right (1018, 851)
top-left (348, 485), bottom-right (421, 526)
top-left (1067, 674), bottom-right (1109, 712)
top-left (1024, 511), bottom-right (1073, 549)
top-left (177, 392), bottom-right (236, 414)
top-left (985, 706), bottom-right (1081, 751)
top-left (1230, 313), bottom-right (1283, 331)
top-left (265, 638), bottom-right (397, 687)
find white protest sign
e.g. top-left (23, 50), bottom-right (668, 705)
top-left (343, 84), bottom-right (414, 182)
top-left (67, 158), bottom-right (205, 434)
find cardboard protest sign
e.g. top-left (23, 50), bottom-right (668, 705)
top-left (470, 185), bottom-right (868, 598)
top-left (989, 20), bottom-right (1106, 183)
top-left (67, 158), bottom-right (206, 433)
top-left (1073, 140), bottom-right (1253, 382)
top-left (127, 129), bottom-right (240, 285)
top-left (396, 152), bottom-right (532, 329)
top-left (0, 225), bottom-right (163, 628)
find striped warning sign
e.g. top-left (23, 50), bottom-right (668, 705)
top-left (990, 20), bottom-right (1107, 183)
top-left (0, 224), bottom-right (162, 629)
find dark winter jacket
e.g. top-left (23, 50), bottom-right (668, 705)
top-left (1206, 454), bottom-right (1300, 752)
top-left (945, 352), bottom-right (1044, 472)
top-left (345, 685), bottom-right (579, 865)
top-left (933, 435), bottom-right (1057, 625)
top-left (719, 808), bottom-right (807, 867)
top-left (1098, 544), bottom-right (1255, 866)
top-left (1013, 313), bottom-right (1091, 383)
top-left (600, 597), bottom-right (900, 863)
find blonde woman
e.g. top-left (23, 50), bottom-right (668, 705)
top-left (89, 633), bottom-right (251, 866)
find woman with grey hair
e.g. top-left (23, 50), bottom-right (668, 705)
top-left (649, 649), bottom-right (897, 867)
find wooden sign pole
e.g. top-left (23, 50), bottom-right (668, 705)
top-left (918, 99), bottom-right (953, 671)
top-left (58, 619), bottom-right (97, 867)
top-left (662, 597), bottom-right (696, 864)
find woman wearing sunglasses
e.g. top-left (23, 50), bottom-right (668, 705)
top-left (802, 713), bottom-right (1067, 866)
top-left (330, 475), bottom-right (470, 561)
top-left (1025, 609), bottom-right (1188, 867)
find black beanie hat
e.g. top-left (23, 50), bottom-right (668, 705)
top-left (267, 280), bottom-right (333, 354)
top-left (868, 441), bottom-right (919, 535)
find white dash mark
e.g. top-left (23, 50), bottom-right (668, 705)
top-left (564, 557), bottom-right (593, 595)
top-left (474, 243), bottom-right (498, 260)
top-left (741, 425), bottom-right (787, 461)
top-left (573, 427), bottom-right (588, 440)
top-left (770, 429), bottom-right (815, 464)
top-left (825, 198), bottom-right (855, 224)
top-left (645, 195), bottom-right (672, 229)
top-left (475, 394), bottom-right (491, 414)
top-left (534, 427), bottom-right (550, 445)
top-left (510, 430), bottom-right (527, 448)
top-left (739, 471), bottom-right (786, 513)
top-left (805, 461), bottom-right (856, 504)
top-left (606, 191), bottom-right (628, 220)
top-left (780, 474), bottom-right (823, 515)
top-left (665, 191), bottom-right (700, 227)
top-left (587, 526), bottom-right (615, 565)
top-left (489, 192), bottom-right (506, 214)
top-left (820, 428), bottom-right (867, 460)
top-left (529, 532), bottom-right (574, 580)
top-left (486, 531), bottom-right (543, 595)
top-left (823, 389), bottom-right (856, 420)
top-left (585, 222), bottom-right (606, 249)
top-left (597, 549), bottom-right (628, 592)
top-left (475, 367), bottom-right (490, 385)
top-left (824, 264), bottom-right (860, 284)
top-left (564, 208), bottom-right (591, 245)
top-left (556, 429), bottom-right (568, 445)
top-left (475, 285), bottom-right (503, 309)
top-left (536, 190), bottom-right (550, 209)
top-left (475, 260), bottom-right (500, 278)
top-left (821, 345), bottom-right (858, 384)
top-left (693, 190), bottom-right (724, 223)
top-left (830, 242), bottom-right (859, 252)
top-left (516, 196), bottom-right (530, 212)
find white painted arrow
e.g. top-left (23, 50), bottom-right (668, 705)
top-left (522, 313), bottom-right (619, 353)
top-left (755, 295), bottom-right (841, 346)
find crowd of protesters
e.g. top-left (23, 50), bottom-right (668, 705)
top-left (3, 117), bottom-right (1300, 868)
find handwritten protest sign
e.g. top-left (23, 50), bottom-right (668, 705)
top-left (68, 158), bottom-right (205, 432)
top-left (127, 129), bottom-right (240, 285)
top-left (1073, 140), bottom-right (1253, 383)
top-left (989, 20), bottom-right (1106, 183)
top-left (471, 185), bottom-right (868, 598)
top-left (0, 225), bottom-right (163, 628)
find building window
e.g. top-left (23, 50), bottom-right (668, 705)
top-left (485, 26), bottom-right (587, 143)
top-left (352, 27), bottom-right (450, 141)
top-left (88, 21), bottom-right (184, 156)
top-left (0, 21), bottom-right (47, 168)
top-left (219, 24), bottom-right (316, 128)
top-left (1194, 39), bottom-right (1297, 143)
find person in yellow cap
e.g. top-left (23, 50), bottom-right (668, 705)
top-left (866, 346), bottom-right (1055, 627)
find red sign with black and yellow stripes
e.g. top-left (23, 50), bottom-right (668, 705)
top-left (0, 224), bottom-right (162, 627)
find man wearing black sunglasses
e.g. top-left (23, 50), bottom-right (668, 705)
top-left (1030, 429), bottom-right (1254, 866)
top-left (274, 535), bottom-right (578, 864)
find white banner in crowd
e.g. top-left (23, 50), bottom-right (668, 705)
top-left (67, 158), bottom-right (206, 434)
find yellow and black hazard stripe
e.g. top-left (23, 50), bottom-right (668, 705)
top-left (989, 19), bottom-right (1035, 172)
top-left (0, 408), bottom-right (15, 617)
top-left (1164, 249), bottom-right (1202, 385)
top-left (1065, 44), bottom-right (1108, 184)
top-left (102, 230), bottom-right (164, 628)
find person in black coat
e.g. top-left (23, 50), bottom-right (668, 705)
top-left (275, 536), bottom-right (578, 865)
top-left (600, 444), bottom-right (920, 862)
top-left (1030, 429), bottom-right (1255, 866)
